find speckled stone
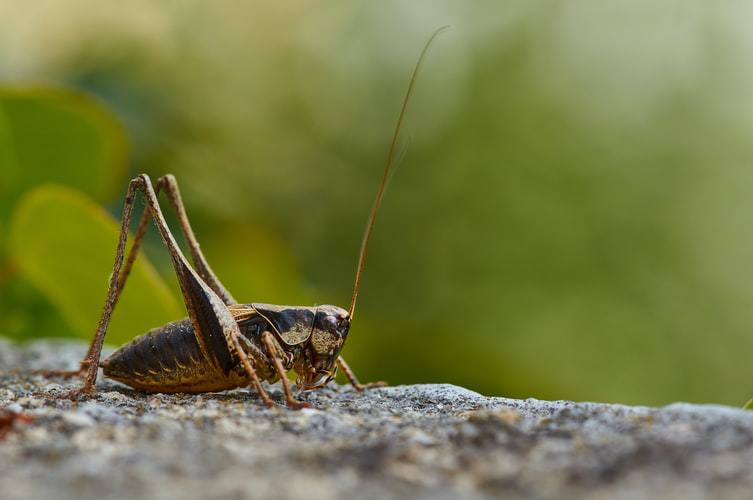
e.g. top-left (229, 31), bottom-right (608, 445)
top-left (1, 339), bottom-right (753, 500)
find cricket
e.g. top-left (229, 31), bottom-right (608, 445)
top-left (35, 27), bottom-right (448, 409)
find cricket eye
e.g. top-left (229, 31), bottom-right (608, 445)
top-left (321, 314), bottom-right (343, 334)
top-left (337, 318), bottom-right (350, 337)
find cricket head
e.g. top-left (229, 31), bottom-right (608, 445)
top-left (296, 304), bottom-right (351, 390)
top-left (250, 303), bottom-right (350, 390)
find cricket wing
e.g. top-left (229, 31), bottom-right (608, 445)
top-left (228, 303), bottom-right (259, 323)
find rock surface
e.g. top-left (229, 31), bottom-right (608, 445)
top-left (1, 340), bottom-right (753, 500)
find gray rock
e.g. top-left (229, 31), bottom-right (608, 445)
top-left (1, 339), bottom-right (753, 500)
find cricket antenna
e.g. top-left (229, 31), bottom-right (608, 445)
top-left (348, 25), bottom-right (449, 319)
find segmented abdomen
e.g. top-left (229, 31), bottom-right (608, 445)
top-left (102, 319), bottom-right (248, 393)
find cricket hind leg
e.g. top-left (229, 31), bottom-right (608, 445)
top-left (33, 173), bottom-right (165, 380)
top-left (34, 176), bottom-right (144, 395)
top-left (33, 178), bottom-right (156, 380)
top-left (33, 180), bottom-right (157, 380)
top-left (337, 356), bottom-right (387, 392)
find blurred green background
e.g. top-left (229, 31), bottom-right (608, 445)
top-left (2, 1), bottom-right (753, 406)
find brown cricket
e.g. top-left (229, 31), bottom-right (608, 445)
top-left (36, 27), bottom-right (447, 409)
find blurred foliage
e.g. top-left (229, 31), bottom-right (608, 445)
top-left (3, 1), bottom-right (753, 406)
top-left (0, 88), bottom-right (126, 204)
top-left (9, 185), bottom-right (181, 345)
top-left (0, 88), bottom-right (127, 260)
top-left (0, 87), bottom-right (129, 341)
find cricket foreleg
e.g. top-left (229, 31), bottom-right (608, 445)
top-left (337, 356), bottom-right (387, 393)
top-left (229, 333), bottom-right (275, 409)
top-left (261, 332), bottom-right (311, 410)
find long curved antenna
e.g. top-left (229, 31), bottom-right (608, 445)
top-left (348, 25), bottom-right (449, 319)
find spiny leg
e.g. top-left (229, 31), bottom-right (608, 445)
top-left (337, 356), bottom-right (386, 392)
top-left (261, 331), bottom-right (311, 410)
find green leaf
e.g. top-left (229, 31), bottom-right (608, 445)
top-left (744, 398), bottom-right (753, 410)
top-left (9, 185), bottom-right (182, 345)
top-left (0, 87), bottom-right (128, 219)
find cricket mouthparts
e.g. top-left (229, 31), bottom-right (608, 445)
top-left (298, 370), bottom-right (334, 391)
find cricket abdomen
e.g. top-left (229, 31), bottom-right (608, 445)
top-left (102, 318), bottom-right (249, 393)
